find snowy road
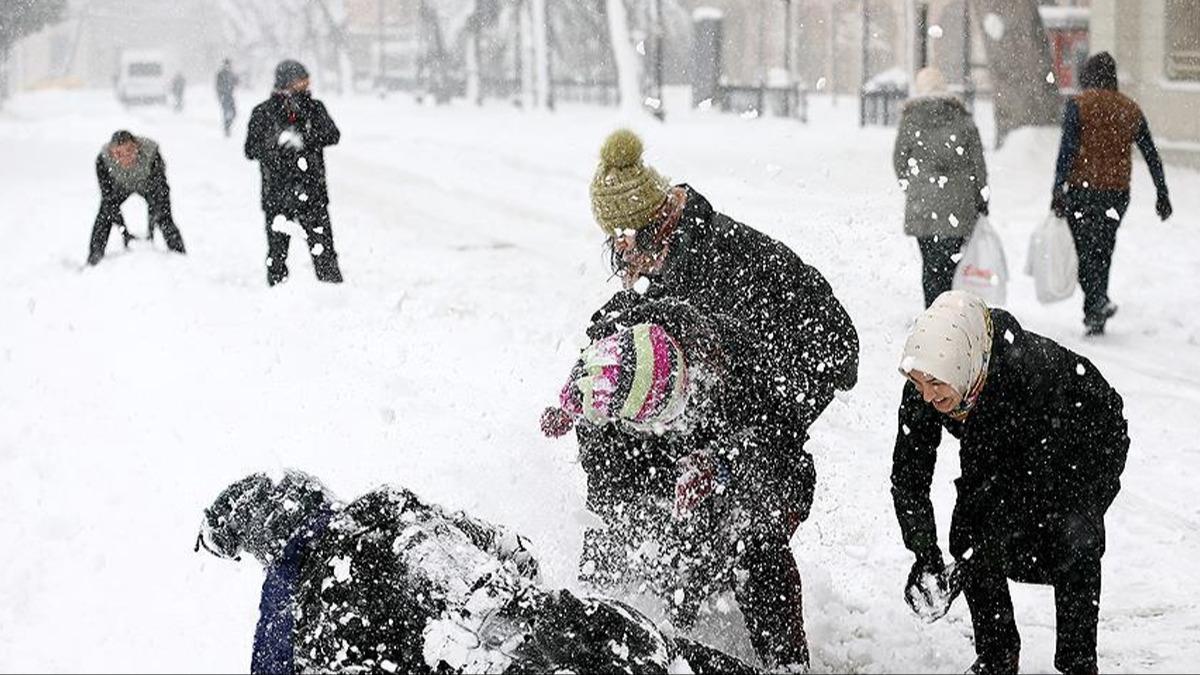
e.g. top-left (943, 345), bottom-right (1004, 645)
top-left (1, 89), bottom-right (1198, 673)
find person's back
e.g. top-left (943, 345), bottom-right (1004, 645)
top-left (1070, 88), bottom-right (1145, 192)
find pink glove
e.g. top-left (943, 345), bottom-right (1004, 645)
top-left (540, 406), bottom-right (576, 438)
top-left (673, 453), bottom-right (720, 520)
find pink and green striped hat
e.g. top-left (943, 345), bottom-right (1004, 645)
top-left (560, 323), bottom-right (690, 430)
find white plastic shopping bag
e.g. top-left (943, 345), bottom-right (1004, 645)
top-left (952, 216), bottom-right (1009, 306)
top-left (1025, 213), bottom-right (1078, 304)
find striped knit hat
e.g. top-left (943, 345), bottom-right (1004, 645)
top-left (590, 130), bottom-right (670, 236)
top-left (552, 323), bottom-right (689, 433)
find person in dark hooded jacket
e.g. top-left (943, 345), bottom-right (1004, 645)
top-left (1051, 51), bottom-right (1172, 335)
top-left (88, 130), bottom-right (187, 265)
top-left (891, 291), bottom-right (1129, 675)
top-left (542, 298), bottom-right (818, 670)
top-left (245, 60), bottom-right (343, 286)
top-left (198, 471), bottom-right (752, 675)
top-left (893, 67), bottom-right (990, 307)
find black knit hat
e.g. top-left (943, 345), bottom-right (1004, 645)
top-left (1079, 52), bottom-right (1118, 91)
top-left (273, 59), bottom-right (310, 90)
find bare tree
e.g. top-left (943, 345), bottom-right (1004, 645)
top-left (969, 0), bottom-right (1061, 146)
top-left (0, 0), bottom-right (67, 104)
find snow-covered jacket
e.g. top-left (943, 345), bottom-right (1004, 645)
top-left (628, 185), bottom-right (860, 435)
top-left (890, 309), bottom-right (1129, 577)
top-left (244, 91), bottom-right (339, 216)
top-left (200, 473), bottom-right (752, 674)
top-left (892, 96), bottom-right (988, 239)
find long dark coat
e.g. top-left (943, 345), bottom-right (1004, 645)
top-left (891, 309), bottom-right (1129, 578)
top-left (244, 91), bottom-right (340, 217)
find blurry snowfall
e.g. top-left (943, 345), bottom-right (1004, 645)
top-left (1, 87), bottom-right (1199, 673)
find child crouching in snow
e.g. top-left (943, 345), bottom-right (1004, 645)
top-left (197, 470), bottom-right (752, 674)
top-left (542, 298), bottom-right (813, 671)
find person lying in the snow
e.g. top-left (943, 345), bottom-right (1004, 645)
top-left (891, 291), bottom-right (1129, 675)
top-left (197, 471), bottom-right (753, 675)
top-left (541, 299), bottom-right (813, 671)
top-left (88, 130), bottom-right (187, 265)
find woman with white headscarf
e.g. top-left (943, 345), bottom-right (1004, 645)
top-left (891, 291), bottom-right (1129, 675)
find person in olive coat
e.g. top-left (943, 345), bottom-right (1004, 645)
top-left (575, 129), bottom-right (860, 670)
top-left (245, 60), bottom-right (343, 286)
top-left (893, 67), bottom-right (990, 308)
top-left (891, 291), bottom-right (1129, 675)
top-left (1051, 51), bottom-right (1172, 335)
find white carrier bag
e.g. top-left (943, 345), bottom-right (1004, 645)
top-left (1025, 213), bottom-right (1079, 304)
top-left (952, 215), bottom-right (1009, 306)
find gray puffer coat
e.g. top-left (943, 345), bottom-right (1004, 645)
top-left (893, 96), bottom-right (988, 239)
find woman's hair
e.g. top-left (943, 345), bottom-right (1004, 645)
top-left (1079, 52), bottom-right (1119, 91)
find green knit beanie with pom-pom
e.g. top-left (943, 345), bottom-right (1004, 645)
top-left (590, 129), bottom-right (670, 236)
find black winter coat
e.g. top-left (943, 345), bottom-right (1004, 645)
top-left (891, 309), bottom-right (1129, 572)
top-left (244, 92), bottom-right (340, 216)
top-left (579, 298), bottom-right (815, 524)
top-left (595, 185), bottom-right (860, 438)
top-left (280, 486), bottom-right (746, 674)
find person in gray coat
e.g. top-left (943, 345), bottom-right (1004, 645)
top-left (893, 68), bottom-right (990, 307)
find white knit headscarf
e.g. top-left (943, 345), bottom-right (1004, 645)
top-left (899, 291), bottom-right (993, 398)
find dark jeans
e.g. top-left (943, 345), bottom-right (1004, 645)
top-left (960, 512), bottom-right (1105, 674)
top-left (917, 236), bottom-right (966, 308)
top-left (89, 185), bottom-right (186, 265)
top-left (264, 208), bottom-right (343, 286)
top-left (1065, 189), bottom-right (1129, 329)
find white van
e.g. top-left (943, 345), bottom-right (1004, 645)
top-left (116, 50), bottom-right (168, 105)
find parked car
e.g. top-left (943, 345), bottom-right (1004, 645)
top-left (116, 50), bottom-right (168, 105)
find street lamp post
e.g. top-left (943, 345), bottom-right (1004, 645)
top-left (782, 0), bottom-right (793, 116)
top-left (859, 0), bottom-right (869, 126)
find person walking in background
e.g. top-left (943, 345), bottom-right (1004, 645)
top-left (893, 67), bottom-right (990, 308)
top-left (88, 130), bottom-right (186, 265)
top-left (170, 72), bottom-right (186, 112)
top-left (1051, 51), bottom-right (1172, 336)
top-left (892, 291), bottom-right (1129, 675)
top-left (245, 60), bottom-right (343, 286)
top-left (216, 59), bottom-right (239, 138)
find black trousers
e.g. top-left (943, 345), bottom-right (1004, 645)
top-left (960, 512), bottom-right (1105, 674)
top-left (264, 208), bottom-right (343, 286)
top-left (220, 96), bottom-right (236, 137)
top-left (1065, 189), bottom-right (1129, 328)
top-left (917, 236), bottom-right (966, 308)
top-left (735, 525), bottom-right (809, 669)
top-left (89, 185), bottom-right (186, 265)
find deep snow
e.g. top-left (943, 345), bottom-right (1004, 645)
top-left (1, 88), bottom-right (1198, 673)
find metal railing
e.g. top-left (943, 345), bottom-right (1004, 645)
top-left (718, 83), bottom-right (808, 122)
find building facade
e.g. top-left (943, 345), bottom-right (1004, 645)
top-left (1089, 0), bottom-right (1200, 167)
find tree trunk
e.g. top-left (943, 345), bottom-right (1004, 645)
top-left (605, 0), bottom-right (643, 116)
top-left (969, 0), bottom-right (1062, 146)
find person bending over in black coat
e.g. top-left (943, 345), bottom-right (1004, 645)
top-left (891, 291), bottom-right (1129, 675)
top-left (88, 130), bottom-right (186, 265)
top-left (197, 471), bottom-right (753, 675)
top-left (245, 59), bottom-right (343, 286)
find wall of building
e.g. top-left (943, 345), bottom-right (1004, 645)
top-left (1090, 0), bottom-right (1200, 168)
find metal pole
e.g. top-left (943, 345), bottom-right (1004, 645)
top-left (783, 0), bottom-right (793, 116)
top-left (377, 0), bottom-right (386, 90)
top-left (860, 0), bottom-right (869, 126)
top-left (655, 0), bottom-right (664, 118)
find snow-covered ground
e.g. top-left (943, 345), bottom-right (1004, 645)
top-left (1, 88), bottom-right (1198, 673)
